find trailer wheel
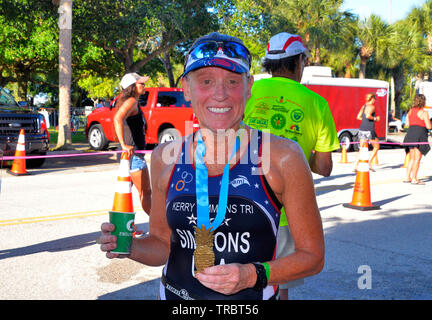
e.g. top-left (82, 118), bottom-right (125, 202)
top-left (338, 132), bottom-right (354, 152)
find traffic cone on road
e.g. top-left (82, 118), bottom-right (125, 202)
top-left (7, 129), bottom-right (29, 176)
top-left (111, 152), bottom-right (142, 237)
top-left (338, 146), bottom-right (350, 163)
top-left (112, 152), bottom-right (134, 213)
top-left (343, 142), bottom-right (380, 211)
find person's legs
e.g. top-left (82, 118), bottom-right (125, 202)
top-left (131, 168), bottom-right (151, 214)
top-left (354, 137), bottom-right (368, 171)
top-left (369, 138), bottom-right (380, 168)
top-left (130, 154), bottom-right (152, 214)
top-left (405, 148), bottom-right (415, 182)
top-left (395, 120), bottom-right (403, 132)
top-left (411, 148), bottom-right (423, 183)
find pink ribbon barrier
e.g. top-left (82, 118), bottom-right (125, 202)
top-left (1, 139), bottom-right (431, 161)
top-left (0, 149), bottom-right (153, 161)
top-left (342, 141), bottom-right (431, 146)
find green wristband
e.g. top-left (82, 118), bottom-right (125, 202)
top-left (262, 262), bottom-right (271, 281)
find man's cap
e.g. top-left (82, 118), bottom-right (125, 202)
top-left (182, 32), bottom-right (250, 77)
top-left (265, 32), bottom-right (311, 60)
top-left (120, 73), bottom-right (149, 89)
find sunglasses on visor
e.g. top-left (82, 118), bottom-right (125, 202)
top-left (188, 41), bottom-right (251, 67)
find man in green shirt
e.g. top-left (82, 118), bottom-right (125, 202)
top-left (244, 32), bottom-right (340, 299)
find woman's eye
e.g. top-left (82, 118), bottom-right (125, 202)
top-left (226, 79), bottom-right (240, 88)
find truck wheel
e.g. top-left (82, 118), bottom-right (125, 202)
top-left (158, 128), bottom-right (180, 144)
top-left (88, 124), bottom-right (109, 150)
top-left (27, 155), bottom-right (46, 168)
top-left (338, 132), bottom-right (353, 152)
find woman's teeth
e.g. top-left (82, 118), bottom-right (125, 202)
top-left (208, 107), bottom-right (231, 113)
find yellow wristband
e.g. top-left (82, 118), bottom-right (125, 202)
top-left (262, 262), bottom-right (271, 281)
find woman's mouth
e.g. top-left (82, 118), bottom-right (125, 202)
top-left (208, 107), bottom-right (231, 114)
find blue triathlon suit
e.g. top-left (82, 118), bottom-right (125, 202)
top-left (160, 129), bottom-right (282, 300)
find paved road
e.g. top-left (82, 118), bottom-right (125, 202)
top-left (0, 144), bottom-right (431, 300)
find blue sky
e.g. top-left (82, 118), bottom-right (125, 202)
top-left (341, 0), bottom-right (427, 23)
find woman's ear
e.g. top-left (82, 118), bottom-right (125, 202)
top-left (246, 75), bottom-right (254, 100)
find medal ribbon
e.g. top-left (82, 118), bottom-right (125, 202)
top-left (195, 129), bottom-right (241, 231)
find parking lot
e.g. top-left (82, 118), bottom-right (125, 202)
top-left (0, 140), bottom-right (431, 300)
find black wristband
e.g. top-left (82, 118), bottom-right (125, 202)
top-left (251, 262), bottom-right (268, 290)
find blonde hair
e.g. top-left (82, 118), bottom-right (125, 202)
top-left (365, 93), bottom-right (376, 103)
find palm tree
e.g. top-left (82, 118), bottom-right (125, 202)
top-left (357, 14), bottom-right (389, 79)
top-left (408, 0), bottom-right (432, 54)
top-left (407, 0), bottom-right (432, 80)
top-left (264, 0), bottom-right (354, 65)
top-left (53, 0), bottom-right (73, 150)
top-left (324, 12), bottom-right (359, 77)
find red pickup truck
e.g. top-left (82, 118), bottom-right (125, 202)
top-left (85, 87), bottom-right (198, 150)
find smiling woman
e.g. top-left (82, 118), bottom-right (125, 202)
top-left (181, 68), bottom-right (253, 133)
top-left (99, 32), bottom-right (324, 301)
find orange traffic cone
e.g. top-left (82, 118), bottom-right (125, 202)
top-left (339, 146), bottom-right (350, 163)
top-left (343, 142), bottom-right (380, 211)
top-left (111, 152), bottom-right (142, 237)
top-left (7, 129), bottom-right (29, 176)
top-left (112, 152), bottom-right (134, 213)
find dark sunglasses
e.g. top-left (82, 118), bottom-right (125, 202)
top-left (188, 41), bottom-right (251, 67)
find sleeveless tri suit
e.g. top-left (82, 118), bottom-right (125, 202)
top-left (159, 129), bottom-right (282, 300)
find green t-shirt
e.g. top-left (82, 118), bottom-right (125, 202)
top-left (244, 77), bottom-right (340, 225)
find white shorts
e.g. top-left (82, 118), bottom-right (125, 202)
top-left (276, 224), bottom-right (305, 289)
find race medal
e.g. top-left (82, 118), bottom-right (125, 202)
top-left (194, 129), bottom-right (241, 271)
top-left (193, 225), bottom-right (215, 272)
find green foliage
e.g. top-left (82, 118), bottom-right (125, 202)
top-left (77, 75), bottom-right (117, 100)
top-left (0, 2), bottom-right (58, 99)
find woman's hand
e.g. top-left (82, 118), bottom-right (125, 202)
top-left (122, 144), bottom-right (135, 158)
top-left (98, 222), bottom-right (129, 259)
top-left (195, 263), bottom-right (256, 295)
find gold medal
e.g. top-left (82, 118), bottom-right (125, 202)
top-left (193, 224), bottom-right (215, 272)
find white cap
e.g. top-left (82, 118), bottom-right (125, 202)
top-left (265, 32), bottom-right (311, 60)
top-left (120, 73), bottom-right (149, 89)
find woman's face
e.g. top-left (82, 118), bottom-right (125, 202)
top-left (135, 78), bottom-right (147, 95)
top-left (181, 67), bottom-right (253, 133)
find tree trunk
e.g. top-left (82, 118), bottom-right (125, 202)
top-left (392, 68), bottom-right (405, 111)
top-left (16, 68), bottom-right (29, 102)
top-left (161, 50), bottom-right (175, 88)
top-left (427, 34), bottom-right (432, 54)
top-left (313, 44), bottom-right (321, 66)
top-left (55, 0), bottom-right (73, 150)
top-left (390, 75), bottom-right (395, 113)
top-left (344, 63), bottom-right (352, 78)
top-left (359, 56), bottom-right (367, 79)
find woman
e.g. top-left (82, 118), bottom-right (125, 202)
top-left (403, 94), bottom-right (432, 185)
top-left (114, 73), bottom-right (151, 214)
top-left (354, 93), bottom-right (380, 171)
top-left (99, 33), bottom-right (324, 300)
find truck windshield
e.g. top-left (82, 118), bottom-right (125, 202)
top-left (0, 87), bottom-right (20, 108)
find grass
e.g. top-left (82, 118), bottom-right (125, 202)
top-left (48, 128), bottom-right (88, 145)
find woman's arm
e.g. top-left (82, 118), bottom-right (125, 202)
top-left (99, 143), bottom-right (174, 266)
top-left (114, 97), bottom-right (138, 157)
